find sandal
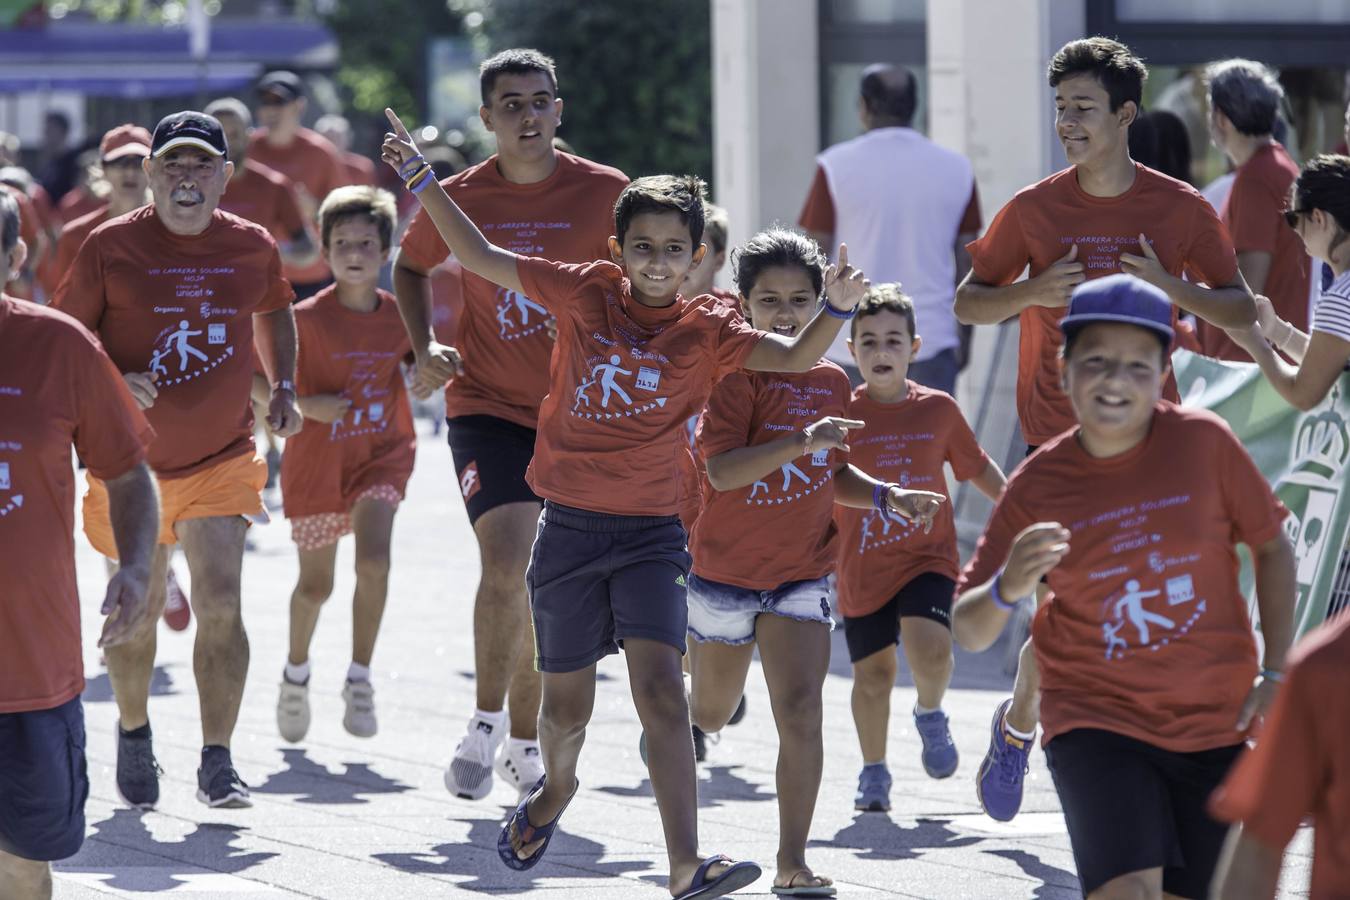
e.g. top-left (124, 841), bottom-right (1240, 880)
top-left (495, 775), bottom-right (578, 871)
top-left (673, 854), bottom-right (762, 899)
top-left (771, 869), bottom-right (837, 897)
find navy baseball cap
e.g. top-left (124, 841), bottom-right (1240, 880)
top-left (256, 70), bottom-right (304, 103)
top-left (150, 111), bottom-right (228, 159)
top-left (1060, 273), bottom-right (1174, 347)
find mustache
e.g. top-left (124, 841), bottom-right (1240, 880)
top-left (170, 185), bottom-right (205, 203)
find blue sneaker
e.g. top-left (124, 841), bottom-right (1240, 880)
top-left (854, 762), bottom-right (891, 811)
top-left (914, 708), bottom-right (959, 778)
top-left (976, 698), bottom-right (1032, 822)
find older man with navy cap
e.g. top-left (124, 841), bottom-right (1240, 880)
top-left (951, 274), bottom-right (1297, 899)
top-left (52, 110), bottom-right (302, 812)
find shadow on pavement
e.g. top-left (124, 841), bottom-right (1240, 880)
top-left (373, 815), bottom-right (652, 892)
top-left (812, 813), bottom-right (984, 861)
top-left (82, 665), bottom-right (176, 703)
top-left (594, 764), bottom-right (775, 808)
top-left (252, 748), bottom-right (412, 804)
top-left (984, 848), bottom-right (1081, 898)
top-left (61, 808), bottom-right (276, 890)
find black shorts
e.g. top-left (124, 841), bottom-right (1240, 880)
top-left (526, 501), bottom-right (692, 673)
top-left (446, 415), bottom-right (542, 525)
top-left (1045, 728), bottom-right (1243, 898)
top-left (842, 571), bottom-right (954, 662)
top-left (0, 696), bottom-right (88, 861)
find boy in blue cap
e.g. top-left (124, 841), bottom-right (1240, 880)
top-left (951, 274), bottom-right (1297, 900)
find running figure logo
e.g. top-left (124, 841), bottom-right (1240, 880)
top-left (570, 350), bottom-right (668, 421)
top-left (494, 289), bottom-right (549, 341)
top-left (147, 318), bottom-right (233, 387)
top-left (1099, 573), bottom-right (1206, 659)
top-left (748, 461), bottom-right (833, 506)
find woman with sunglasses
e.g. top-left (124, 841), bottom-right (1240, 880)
top-left (1225, 154), bottom-right (1350, 409)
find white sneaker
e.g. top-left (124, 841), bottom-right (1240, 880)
top-left (277, 678), bottom-right (310, 743)
top-left (342, 679), bottom-right (377, 738)
top-left (444, 714), bottom-right (505, 800)
top-left (495, 741), bottom-right (544, 799)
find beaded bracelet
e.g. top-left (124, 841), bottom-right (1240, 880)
top-left (823, 301), bottom-right (855, 320)
top-left (990, 573), bottom-right (1024, 611)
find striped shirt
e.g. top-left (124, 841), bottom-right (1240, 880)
top-left (1312, 269), bottom-right (1350, 343)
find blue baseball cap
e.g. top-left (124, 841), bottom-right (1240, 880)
top-left (1059, 273), bottom-right (1174, 347)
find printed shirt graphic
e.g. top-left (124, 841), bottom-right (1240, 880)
top-left (217, 158), bottom-right (308, 246)
top-left (0, 295), bottom-right (153, 713)
top-left (1209, 613), bottom-right (1350, 898)
top-left (398, 152), bottom-right (629, 429)
top-left (967, 164), bottom-right (1238, 445)
top-left (1198, 142), bottom-right (1310, 361)
top-left (247, 127), bottom-right (345, 285)
top-left (517, 257), bottom-right (765, 517)
top-left (53, 206), bottom-right (295, 479)
top-left (280, 287), bottom-right (416, 518)
top-left (959, 403), bottom-right (1288, 752)
top-left (689, 361), bottom-right (852, 590)
top-left (835, 382), bottom-right (989, 618)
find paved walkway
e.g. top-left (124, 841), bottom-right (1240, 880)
top-left (55, 426), bottom-right (1313, 898)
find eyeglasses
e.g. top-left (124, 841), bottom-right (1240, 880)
top-left (1284, 207), bottom-right (1312, 228)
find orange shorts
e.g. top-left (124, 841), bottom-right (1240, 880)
top-left (83, 453), bottom-right (269, 560)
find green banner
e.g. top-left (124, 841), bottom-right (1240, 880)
top-left (1174, 349), bottom-right (1349, 638)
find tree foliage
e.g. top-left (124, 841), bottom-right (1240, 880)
top-left (480, 0), bottom-right (712, 181)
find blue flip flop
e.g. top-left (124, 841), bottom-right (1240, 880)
top-left (674, 855), bottom-right (762, 899)
top-left (496, 775), bottom-right (578, 871)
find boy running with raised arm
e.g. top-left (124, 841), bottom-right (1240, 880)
top-left (952, 274), bottom-right (1295, 900)
top-left (382, 110), bottom-right (938, 900)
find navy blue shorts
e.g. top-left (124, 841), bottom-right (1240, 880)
top-left (526, 501), bottom-right (692, 673)
top-left (0, 696), bottom-right (88, 861)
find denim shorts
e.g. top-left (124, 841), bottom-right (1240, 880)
top-left (686, 572), bottom-right (835, 645)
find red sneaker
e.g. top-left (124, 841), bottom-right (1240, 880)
top-left (162, 566), bottom-right (191, 632)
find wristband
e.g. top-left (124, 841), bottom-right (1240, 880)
top-left (409, 169), bottom-right (437, 195)
top-left (990, 573), bottom-right (1025, 611)
top-left (873, 481), bottom-right (896, 513)
top-left (823, 301), bottom-right (856, 320)
top-left (1258, 667), bottom-right (1283, 683)
top-left (403, 163), bottom-right (432, 188)
top-left (272, 379), bottom-right (296, 395)
top-left (398, 154), bottom-right (426, 179)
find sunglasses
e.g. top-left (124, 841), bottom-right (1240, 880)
top-left (1284, 207), bottom-right (1313, 228)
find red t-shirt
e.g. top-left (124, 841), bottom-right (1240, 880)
top-left (218, 159), bottom-right (308, 246)
top-left (398, 152), bottom-right (629, 429)
top-left (959, 403), bottom-right (1287, 752)
top-left (43, 204), bottom-right (110, 297)
top-left (430, 257), bottom-right (465, 346)
top-left (280, 287), bottom-right (415, 518)
top-left (0, 295), bottom-right (153, 713)
top-left (1198, 143), bottom-right (1311, 361)
top-left (248, 127), bottom-right (345, 285)
top-left (967, 164), bottom-right (1238, 445)
top-left (341, 151), bottom-right (377, 187)
top-left (517, 256), bottom-right (765, 516)
top-left (1210, 612), bottom-right (1350, 898)
top-left (690, 362), bottom-right (852, 590)
top-left (53, 206), bottom-right (295, 479)
top-left (58, 186), bottom-right (105, 223)
top-left (836, 382), bottom-right (990, 618)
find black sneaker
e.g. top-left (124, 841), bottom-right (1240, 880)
top-left (116, 721), bottom-right (162, 810)
top-left (197, 750), bottom-right (252, 809)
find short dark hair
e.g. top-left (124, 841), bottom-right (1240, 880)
top-left (851, 283), bottom-right (916, 340)
top-left (1048, 37), bottom-right (1146, 112)
top-left (45, 110), bottom-right (71, 133)
top-left (1293, 154), bottom-right (1350, 234)
top-left (317, 185), bottom-right (398, 251)
top-left (730, 227), bottom-right (825, 297)
top-left (1128, 110), bottom-right (1192, 183)
top-left (860, 64), bottom-right (917, 125)
top-left (613, 174), bottom-right (705, 247)
top-left (0, 189), bottom-right (18, 256)
top-left (1207, 59), bottom-right (1283, 137)
top-left (479, 49), bottom-right (558, 105)
top-left (1062, 323), bottom-right (1169, 364)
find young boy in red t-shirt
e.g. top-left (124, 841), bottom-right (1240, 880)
top-left (1209, 612), bottom-right (1350, 900)
top-left (837, 284), bottom-right (1005, 813)
top-left (274, 186), bottom-right (417, 744)
top-left (952, 274), bottom-right (1296, 900)
top-left (382, 109), bottom-right (942, 899)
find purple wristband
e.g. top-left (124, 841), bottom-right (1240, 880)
top-left (409, 169), bottom-right (437, 195)
top-left (990, 573), bottom-right (1021, 611)
top-left (824, 301), bottom-right (855, 320)
top-left (398, 154), bottom-right (427, 179)
top-left (873, 481), bottom-right (892, 513)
